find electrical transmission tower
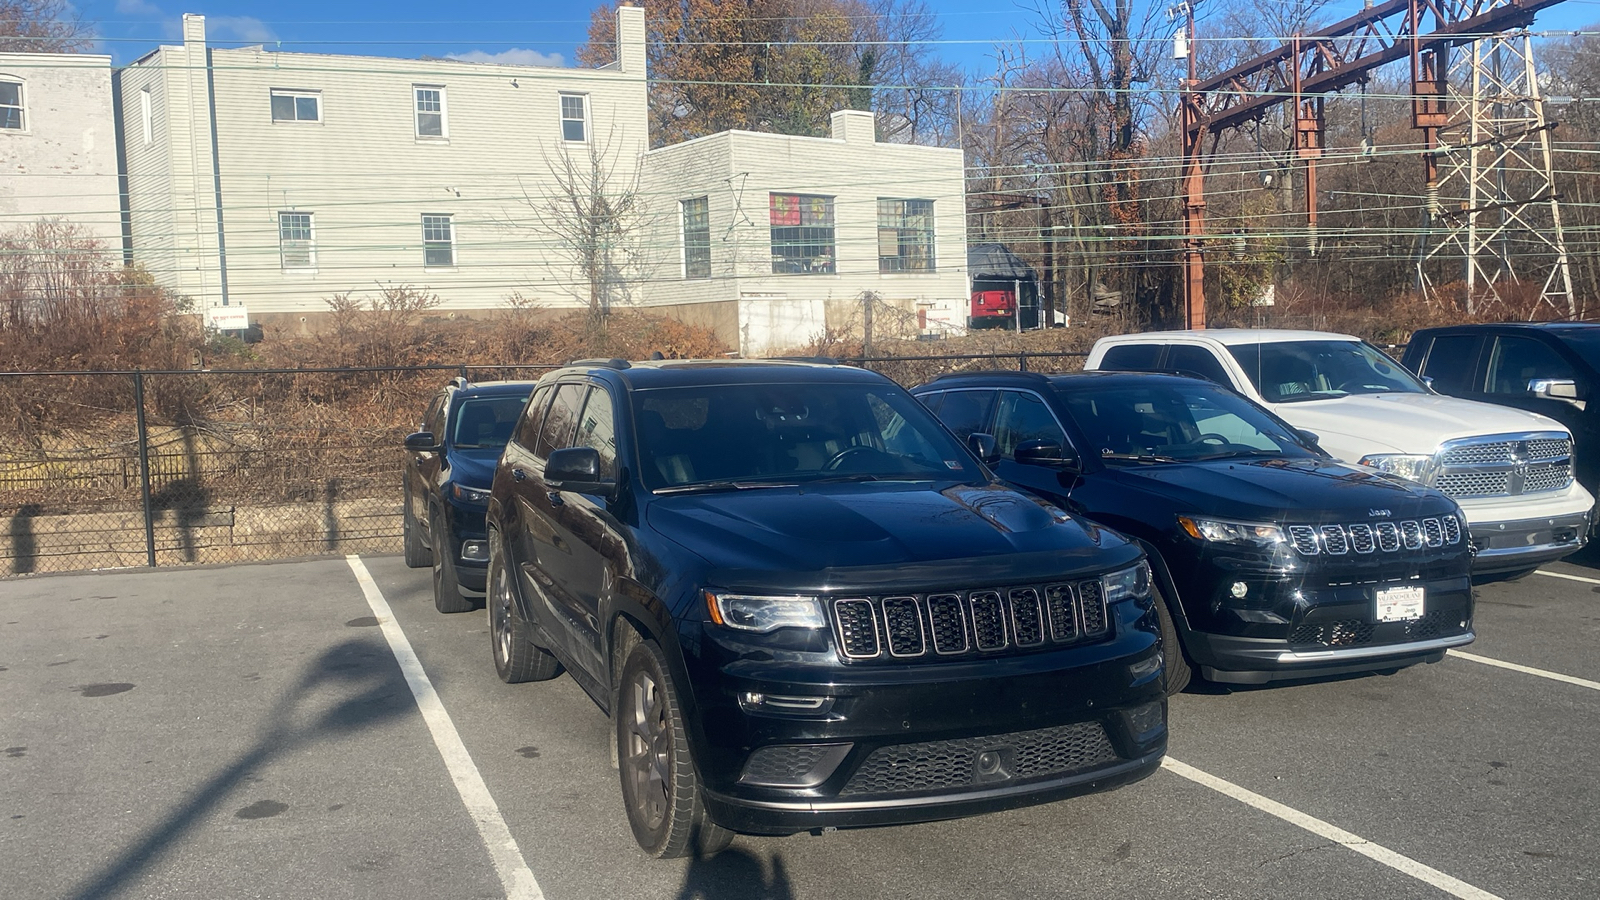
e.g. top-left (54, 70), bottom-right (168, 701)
top-left (1416, 28), bottom-right (1574, 315)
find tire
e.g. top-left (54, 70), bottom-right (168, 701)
top-left (1153, 582), bottom-right (1192, 697)
top-left (430, 511), bottom-right (473, 613)
top-left (489, 545), bottom-right (562, 684)
top-left (402, 496), bottom-right (432, 568)
top-left (616, 639), bottom-right (734, 859)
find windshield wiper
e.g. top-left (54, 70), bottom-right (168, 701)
top-left (653, 480), bottom-right (798, 495)
top-left (1192, 449), bottom-right (1285, 461)
top-left (1100, 452), bottom-right (1180, 463)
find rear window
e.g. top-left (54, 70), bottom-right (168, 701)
top-left (1416, 334), bottom-right (1482, 393)
top-left (1099, 343), bottom-right (1163, 371)
top-left (451, 395), bottom-right (529, 450)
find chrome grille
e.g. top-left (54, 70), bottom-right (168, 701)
top-left (1287, 516), bottom-right (1462, 556)
top-left (1435, 433), bottom-right (1572, 498)
top-left (830, 578), bottom-right (1114, 663)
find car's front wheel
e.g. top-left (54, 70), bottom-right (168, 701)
top-left (489, 545), bottom-right (562, 684)
top-left (616, 638), bottom-right (733, 859)
top-left (430, 511), bottom-right (473, 613)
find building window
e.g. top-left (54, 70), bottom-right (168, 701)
top-left (270, 89), bottom-right (321, 123)
top-left (0, 81), bottom-right (23, 130)
top-left (415, 86), bottom-right (447, 138)
top-left (878, 199), bottom-right (935, 272)
top-left (422, 214), bottom-right (454, 267)
top-left (682, 197), bottom-right (710, 279)
top-left (279, 212), bottom-right (315, 271)
top-left (140, 88), bottom-right (153, 144)
top-left (769, 194), bottom-right (835, 275)
top-left (560, 94), bottom-right (587, 142)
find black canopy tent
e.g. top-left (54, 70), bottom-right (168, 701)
top-left (967, 243), bottom-right (1041, 330)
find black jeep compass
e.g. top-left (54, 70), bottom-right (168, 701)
top-left (486, 359), bottom-right (1167, 857)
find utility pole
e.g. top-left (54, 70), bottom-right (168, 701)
top-left (1175, 2), bottom-right (1206, 329)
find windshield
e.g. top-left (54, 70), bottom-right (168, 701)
top-left (1228, 340), bottom-right (1426, 403)
top-left (1059, 381), bottom-right (1317, 463)
top-left (451, 396), bottom-right (529, 450)
top-left (632, 382), bottom-right (983, 491)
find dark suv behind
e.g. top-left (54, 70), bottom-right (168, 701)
top-left (912, 371), bottom-right (1474, 689)
top-left (403, 377), bottom-right (535, 612)
top-left (486, 358), bottom-right (1168, 857)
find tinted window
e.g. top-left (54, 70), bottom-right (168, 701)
top-left (1060, 381), bottom-right (1314, 461)
top-left (1166, 345), bottom-right (1232, 385)
top-left (1487, 335), bottom-right (1574, 395)
top-left (536, 384), bottom-right (586, 459)
top-left (451, 396), bottom-right (528, 451)
top-left (993, 391), bottom-right (1069, 457)
top-left (1099, 343), bottom-right (1163, 371)
top-left (929, 389), bottom-right (995, 440)
top-left (1227, 340), bottom-right (1425, 402)
top-left (1417, 334), bottom-right (1482, 393)
top-left (632, 383), bottom-right (980, 490)
top-left (513, 385), bottom-right (553, 449)
top-left (574, 387), bottom-right (618, 479)
top-left (423, 395), bottom-right (446, 437)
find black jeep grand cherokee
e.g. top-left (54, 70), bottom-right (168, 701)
top-left (486, 359), bottom-right (1167, 857)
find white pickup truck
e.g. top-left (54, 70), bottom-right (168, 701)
top-left (1085, 329), bottom-right (1594, 575)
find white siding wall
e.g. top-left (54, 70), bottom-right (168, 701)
top-left (120, 9), bottom-right (649, 315)
top-left (638, 111), bottom-right (969, 356)
top-left (0, 53), bottom-right (121, 249)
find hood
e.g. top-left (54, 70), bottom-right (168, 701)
top-left (1105, 457), bottom-right (1452, 524)
top-left (647, 482), bottom-right (1137, 588)
top-left (1266, 393), bottom-right (1566, 460)
top-left (446, 450), bottom-right (500, 489)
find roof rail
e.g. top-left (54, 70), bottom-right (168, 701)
top-left (774, 355), bottom-right (840, 366)
top-left (926, 369), bottom-right (1048, 383)
top-left (568, 357), bottom-right (632, 370)
top-left (448, 375), bottom-right (470, 390)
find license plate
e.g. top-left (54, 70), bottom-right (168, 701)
top-left (1375, 585), bottom-right (1425, 622)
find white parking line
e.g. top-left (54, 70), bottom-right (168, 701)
top-left (346, 556), bottom-right (545, 900)
top-left (1162, 758), bottom-right (1503, 900)
top-left (1448, 649), bottom-right (1600, 692)
top-left (1535, 568), bottom-right (1600, 586)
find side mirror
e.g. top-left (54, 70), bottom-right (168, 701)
top-left (1296, 429), bottom-right (1321, 448)
top-left (1529, 378), bottom-right (1582, 406)
top-left (967, 432), bottom-right (1001, 466)
top-left (405, 431), bottom-right (440, 451)
top-left (1420, 375), bottom-right (1435, 389)
top-left (1015, 438), bottom-right (1078, 470)
top-left (546, 447), bottom-right (617, 499)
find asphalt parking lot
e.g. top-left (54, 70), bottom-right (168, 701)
top-left (3, 554), bottom-right (1597, 900)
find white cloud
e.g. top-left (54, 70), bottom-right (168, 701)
top-left (446, 48), bottom-right (565, 68)
top-left (115, 0), bottom-right (163, 15)
top-left (208, 16), bottom-right (277, 44)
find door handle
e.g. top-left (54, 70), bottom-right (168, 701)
top-left (512, 468), bottom-right (527, 482)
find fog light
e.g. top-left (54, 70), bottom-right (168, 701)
top-left (460, 540), bottom-right (488, 562)
top-left (1230, 581), bottom-right (1249, 599)
top-left (739, 692), bottom-right (833, 716)
top-left (738, 743), bottom-right (852, 787)
top-left (1122, 700), bottom-right (1166, 741)
top-left (1129, 650), bottom-right (1163, 681)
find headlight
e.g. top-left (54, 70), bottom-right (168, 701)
top-left (1178, 515), bottom-right (1286, 548)
top-left (1358, 453), bottom-right (1438, 485)
top-left (451, 483), bottom-right (491, 504)
top-left (1101, 561), bottom-right (1152, 604)
top-left (703, 590), bottom-right (825, 633)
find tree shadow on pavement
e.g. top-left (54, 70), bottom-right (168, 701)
top-left (66, 637), bottom-right (412, 900)
top-left (673, 844), bottom-right (796, 900)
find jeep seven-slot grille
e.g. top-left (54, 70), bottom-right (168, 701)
top-left (830, 580), bottom-right (1112, 662)
top-left (1287, 515), bottom-right (1462, 556)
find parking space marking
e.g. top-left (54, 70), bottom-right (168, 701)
top-left (346, 556), bottom-right (545, 900)
top-left (1161, 758), bottom-right (1503, 900)
top-left (1448, 649), bottom-right (1600, 692)
top-left (1535, 569), bottom-right (1600, 586)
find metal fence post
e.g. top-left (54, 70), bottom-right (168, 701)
top-left (1019, 353), bottom-right (1029, 372)
top-left (133, 371), bottom-right (156, 567)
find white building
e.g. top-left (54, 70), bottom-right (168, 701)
top-left (0, 52), bottom-right (121, 247)
top-left (116, 10), bottom-right (649, 323)
top-left (113, 10), bottom-right (970, 355)
top-left (637, 110), bottom-right (970, 356)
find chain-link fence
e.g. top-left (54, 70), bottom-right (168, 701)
top-left (1, 364), bottom-right (553, 576)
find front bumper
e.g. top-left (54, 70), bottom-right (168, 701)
top-left (681, 600), bottom-right (1167, 835)
top-left (443, 501), bottom-right (490, 591)
top-left (1467, 508), bottom-right (1591, 575)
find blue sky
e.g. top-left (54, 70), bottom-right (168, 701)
top-left (74, 0), bottom-right (1600, 72)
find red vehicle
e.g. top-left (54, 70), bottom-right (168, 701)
top-left (969, 289), bottom-right (1016, 327)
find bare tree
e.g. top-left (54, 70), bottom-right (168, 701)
top-left (0, 0), bottom-right (94, 53)
top-left (525, 130), bottom-right (653, 330)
